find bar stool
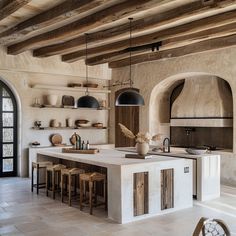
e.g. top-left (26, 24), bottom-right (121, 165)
top-left (80, 172), bottom-right (107, 215)
top-left (31, 161), bottom-right (53, 194)
top-left (61, 168), bottom-right (85, 206)
top-left (46, 164), bottom-right (66, 199)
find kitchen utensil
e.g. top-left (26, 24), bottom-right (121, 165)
top-left (62, 95), bottom-right (75, 107)
top-left (83, 83), bottom-right (98, 88)
top-left (185, 148), bottom-right (207, 155)
top-left (50, 134), bottom-right (62, 146)
top-left (46, 94), bottom-right (58, 106)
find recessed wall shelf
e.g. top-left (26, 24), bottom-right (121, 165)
top-left (31, 105), bottom-right (110, 110)
top-left (32, 126), bottom-right (109, 130)
top-left (30, 84), bottom-right (111, 94)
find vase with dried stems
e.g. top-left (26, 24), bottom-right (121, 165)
top-left (118, 123), bottom-right (161, 155)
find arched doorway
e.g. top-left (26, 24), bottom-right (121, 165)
top-left (0, 80), bottom-right (17, 177)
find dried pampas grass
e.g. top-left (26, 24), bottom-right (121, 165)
top-left (118, 123), bottom-right (135, 139)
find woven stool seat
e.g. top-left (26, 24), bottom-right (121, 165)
top-left (32, 161), bottom-right (52, 169)
top-left (80, 172), bottom-right (106, 182)
top-left (47, 164), bottom-right (66, 172)
top-left (61, 168), bottom-right (85, 176)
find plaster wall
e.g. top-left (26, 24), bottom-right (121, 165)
top-left (110, 46), bottom-right (236, 187)
top-left (0, 46), bottom-right (111, 177)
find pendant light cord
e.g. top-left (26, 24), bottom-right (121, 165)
top-left (129, 18), bottom-right (133, 88)
top-left (85, 33), bottom-right (89, 95)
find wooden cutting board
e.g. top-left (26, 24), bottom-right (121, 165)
top-left (62, 148), bottom-right (99, 154)
top-left (50, 134), bottom-right (62, 146)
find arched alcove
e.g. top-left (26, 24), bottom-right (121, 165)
top-left (149, 73), bottom-right (233, 150)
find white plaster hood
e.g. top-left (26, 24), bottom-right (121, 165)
top-left (170, 76), bottom-right (233, 127)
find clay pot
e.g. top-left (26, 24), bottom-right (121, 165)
top-left (50, 119), bottom-right (59, 128)
top-left (47, 95), bottom-right (58, 106)
top-left (136, 142), bottom-right (149, 155)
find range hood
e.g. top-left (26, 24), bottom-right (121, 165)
top-left (170, 76), bottom-right (233, 127)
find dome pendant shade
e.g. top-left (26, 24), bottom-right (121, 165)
top-left (115, 89), bottom-right (145, 106)
top-left (77, 95), bottom-right (99, 108)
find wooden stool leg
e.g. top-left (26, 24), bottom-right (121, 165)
top-left (89, 181), bottom-right (93, 215)
top-left (74, 175), bottom-right (77, 196)
top-left (46, 170), bottom-right (49, 197)
top-left (52, 171), bottom-right (55, 199)
top-left (31, 165), bottom-right (34, 192)
top-left (36, 164), bottom-right (39, 194)
top-left (94, 181), bottom-right (97, 205)
top-left (80, 179), bottom-right (83, 211)
top-left (61, 174), bottom-right (64, 203)
top-left (65, 175), bottom-right (68, 193)
top-left (104, 179), bottom-right (107, 211)
top-left (68, 173), bottom-right (72, 206)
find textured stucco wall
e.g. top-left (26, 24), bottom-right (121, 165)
top-left (110, 46), bottom-right (236, 187)
top-left (0, 46), bottom-right (111, 177)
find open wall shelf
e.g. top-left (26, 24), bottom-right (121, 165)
top-left (32, 126), bottom-right (109, 130)
top-left (30, 84), bottom-right (111, 94)
top-left (31, 105), bottom-right (110, 110)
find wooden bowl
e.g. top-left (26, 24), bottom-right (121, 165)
top-left (83, 83), bottom-right (98, 88)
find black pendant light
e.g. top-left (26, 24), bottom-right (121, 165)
top-left (115, 18), bottom-right (145, 107)
top-left (77, 34), bottom-right (99, 109)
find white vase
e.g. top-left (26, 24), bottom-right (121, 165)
top-left (136, 142), bottom-right (149, 155)
top-left (47, 94), bottom-right (58, 106)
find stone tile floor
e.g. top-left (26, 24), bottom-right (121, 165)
top-left (0, 178), bottom-right (236, 236)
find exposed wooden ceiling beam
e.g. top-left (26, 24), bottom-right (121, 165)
top-left (0, 0), bottom-right (31, 22)
top-left (33, 0), bottom-right (236, 58)
top-left (7, 0), bottom-right (164, 55)
top-left (84, 21), bottom-right (236, 65)
top-left (0, 0), bottom-right (110, 42)
top-left (108, 33), bottom-right (236, 68)
top-left (61, 9), bottom-right (236, 63)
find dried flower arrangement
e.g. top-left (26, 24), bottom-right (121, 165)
top-left (118, 123), bottom-right (161, 144)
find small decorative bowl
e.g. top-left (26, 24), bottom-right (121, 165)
top-left (185, 148), bottom-right (207, 155)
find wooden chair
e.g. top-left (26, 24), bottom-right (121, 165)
top-left (193, 217), bottom-right (231, 236)
top-left (80, 172), bottom-right (107, 215)
top-left (31, 161), bottom-right (53, 194)
top-left (61, 168), bottom-right (85, 206)
top-left (46, 164), bottom-right (66, 199)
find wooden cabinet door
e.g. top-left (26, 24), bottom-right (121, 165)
top-left (161, 169), bottom-right (174, 210)
top-left (133, 172), bottom-right (149, 216)
top-left (115, 88), bottom-right (139, 147)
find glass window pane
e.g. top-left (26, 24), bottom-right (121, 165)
top-left (2, 88), bottom-right (10, 97)
top-left (3, 128), bottom-right (13, 142)
top-left (2, 98), bottom-right (13, 111)
top-left (3, 144), bottom-right (13, 157)
top-left (3, 159), bottom-right (13, 172)
top-left (2, 113), bottom-right (13, 127)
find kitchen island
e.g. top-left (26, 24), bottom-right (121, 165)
top-left (35, 148), bottom-right (193, 223)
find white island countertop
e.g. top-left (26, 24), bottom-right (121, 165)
top-left (37, 148), bottom-right (182, 167)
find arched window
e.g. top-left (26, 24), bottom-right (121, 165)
top-left (0, 80), bottom-right (17, 177)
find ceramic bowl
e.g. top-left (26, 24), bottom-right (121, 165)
top-left (185, 148), bottom-right (207, 155)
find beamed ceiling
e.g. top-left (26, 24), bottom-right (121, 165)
top-left (0, 0), bottom-right (236, 68)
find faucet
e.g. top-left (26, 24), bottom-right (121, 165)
top-left (163, 138), bottom-right (170, 153)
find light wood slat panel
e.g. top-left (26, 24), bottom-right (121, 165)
top-left (161, 169), bottom-right (174, 210)
top-left (133, 172), bottom-right (149, 216)
top-left (0, 0), bottom-right (31, 22)
top-left (0, 0), bottom-right (110, 41)
top-left (109, 33), bottom-right (236, 68)
top-left (33, 0), bottom-right (236, 58)
top-left (7, 0), bottom-right (163, 55)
